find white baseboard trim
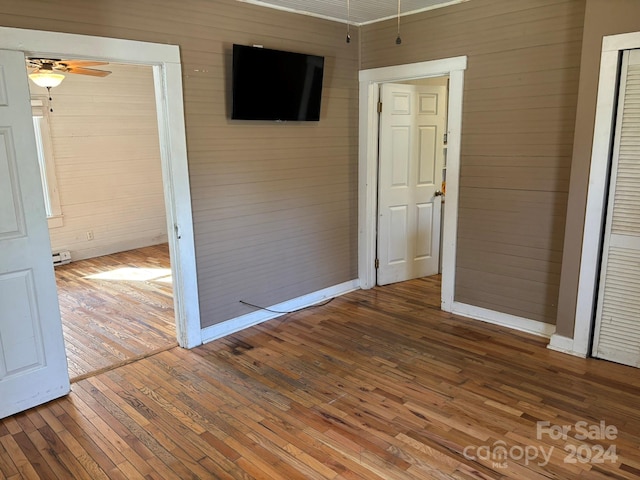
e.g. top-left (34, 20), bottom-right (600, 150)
top-left (201, 279), bottom-right (360, 344)
top-left (547, 333), bottom-right (588, 358)
top-left (451, 302), bottom-right (556, 338)
top-left (63, 234), bottom-right (169, 262)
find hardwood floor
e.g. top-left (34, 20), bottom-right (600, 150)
top-left (55, 244), bottom-right (177, 381)
top-left (2, 276), bottom-right (640, 479)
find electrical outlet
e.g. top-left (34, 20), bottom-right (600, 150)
top-left (86, 230), bottom-right (94, 241)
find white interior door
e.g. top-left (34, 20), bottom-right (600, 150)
top-left (0, 49), bottom-right (70, 418)
top-left (592, 49), bottom-right (640, 367)
top-left (377, 82), bottom-right (446, 286)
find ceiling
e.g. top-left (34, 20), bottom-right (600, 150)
top-left (237, 0), bottom-right (469, 26)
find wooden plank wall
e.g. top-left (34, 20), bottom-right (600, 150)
top-left (361, 0), bottom-right (585, 324)
top-left (0, 0), bottom-right (360, 328)
top-left (29, 64), bottom-right (168, 261)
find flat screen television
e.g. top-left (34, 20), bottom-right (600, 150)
top-left (232, 44), bottom-right (325, 122)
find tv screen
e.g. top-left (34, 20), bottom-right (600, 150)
top-left (232, 44), bottom-right (325, 122)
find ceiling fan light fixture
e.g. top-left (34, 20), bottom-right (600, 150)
top-left (28, 71), bottom-right (65, 88)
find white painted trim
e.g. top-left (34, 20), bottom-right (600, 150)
top-left (358, 57), bottom-right (467, 314)
top-left (359, 0), bottom-right (470, 26)
top-left (452, 302), bottom-right (556, 338)
top-left (0, 27), bottom-right (202, 348)
top-left (236, 0), bottom-right (355, 25)
top-left (547, 334), bottom-right (585, 357)
top-left (357, 78), bottom-right (379, 290)
top-left (201, 280), bottom-right (360, 344)
top-left (572, 32), bottom-right (640, 358)
top-left (235, 0), bottom-right (469, 26)
top-left (441, 68), bottom-right (464, 312)
top-left (602, 31), bottom-right (640, 52)
top-left (153, 64), bottom-right (202, 349)
top-left (0, 27), bottom-right (180, 64)
top-left (68, 235), bottom-right (169, 262)
top-left (47, 216), bottom-right (63, 229)
top-left (359, 57), bottom-right (467, 83)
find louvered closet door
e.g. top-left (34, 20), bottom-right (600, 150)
top-left (593, 49), bottom-right (640, 367)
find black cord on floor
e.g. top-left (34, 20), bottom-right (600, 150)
top-left (239, 297), bottom-right (334, 314)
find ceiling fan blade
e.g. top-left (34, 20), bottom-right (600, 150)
top-left (60, 60), bottom-right (109, 67)
top-left (66, 67), bottom-right (111, 77)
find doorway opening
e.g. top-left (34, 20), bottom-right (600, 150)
top-left (1, 28), bottom-right (201, 349)
top-left (28, 61), bottom-right (178, 380)
top-left (375, 76), bottom-right (449, 287)
top-left (0, 28), bottom-right (202, 417)
top-left (358, 57), bottom-right (467, 312)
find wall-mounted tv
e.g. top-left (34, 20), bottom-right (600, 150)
top-left (232, 44), bottom-right (325, 122)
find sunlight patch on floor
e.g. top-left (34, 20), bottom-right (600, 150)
top-left (85, 267), bottom-right (172, 284)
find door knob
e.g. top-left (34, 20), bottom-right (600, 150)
top-left (434, 191), bottom-right (444, 197)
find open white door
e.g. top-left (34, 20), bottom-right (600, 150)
top-left (0, 49), bottom-right (70, 418)
top-left (377, 83), bottom-right (447, 286)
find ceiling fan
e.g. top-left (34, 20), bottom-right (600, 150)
top-left (26, 58), bottom-right (111, 88)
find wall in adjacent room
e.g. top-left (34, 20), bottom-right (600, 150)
top-left (30, 63), bottom-right (167, 261)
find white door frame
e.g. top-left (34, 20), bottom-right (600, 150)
top-left (358, 56), bottom-right (466, 311)
top-left (567, 32), bottom-right (640, 357)
top-left (0, 27), bottom-right (202, 348)
top-left (568, 32), bottom-right (640, 357)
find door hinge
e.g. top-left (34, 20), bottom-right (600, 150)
top-left (443, 133), bottom-right (448, 144)
top-left (377, 101), bottom-right (382, 113)
top-left (375, 258), bottom-right (380, 269)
